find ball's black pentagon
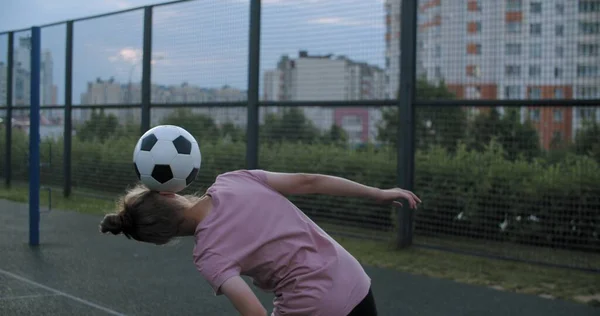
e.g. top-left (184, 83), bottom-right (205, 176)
top-left (172, 135), bottom-right (192, 155)
top-left (186, 168), bottom-right (199, 185)
top-left (133, 163), bottom-right (141, 179)
top-left (140, 133), bottom-right (158, 151)
top-left (151, 165), bottom-right (173, 184)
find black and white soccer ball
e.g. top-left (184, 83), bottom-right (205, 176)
top-left (133, 125), bottom-right (201, 193)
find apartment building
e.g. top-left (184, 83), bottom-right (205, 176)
top-left (151, 83), bottom-right (247, 127)
top-left (79, 78), bottom-right (248, 128)
top-left (0, 36), bottom-right (58, 120)
top-left (385, 0), bottom-right (600, 149)
top-left (262, 51), bottom-right (386, 144)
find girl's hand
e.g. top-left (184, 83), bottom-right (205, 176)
top-left (375, 188), bottom-right (421, 209)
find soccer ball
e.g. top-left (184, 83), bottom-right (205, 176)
top-left (133, 125), bottom-right (201, 193)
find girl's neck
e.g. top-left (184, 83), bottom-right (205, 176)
top-left (179, 194), bottom-right (213, 236)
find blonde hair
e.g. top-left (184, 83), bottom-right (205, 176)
top-left (99, 183), bottom-right (201, 245)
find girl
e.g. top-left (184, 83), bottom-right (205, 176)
top-left (100, 169), bottom-right (421, 316)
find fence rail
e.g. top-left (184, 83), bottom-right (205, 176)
top-left (1, 0), bottom-right (599, 272)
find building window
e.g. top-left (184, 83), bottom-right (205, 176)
top-left (530, 2), bottom-right (542, 13)
top-left (529, 65), bottom-right (542, 78)
top-left (578, 43), bottom-right (599, 56)
top-left (579, 1), bottom-right (600, 13)
top-left (507, 0), bottom-right (522, 11)
top-left (505, 43), bottom-right (522, 55)
top-left (529, 87), bottom-right (542, 99)
top-left (434, 45), bottom-right (442, 57)
top-left (468, 0), bottom-right (482, 12)
top-left (579, 108), bottom-right (595, 120)
top-left (435, 66), bottom-right (442, 78)
top-left (530, 43), bottom-right (542, 58)
top-left (468, 21), bottom-right (482, 34)
top-left (529, 108), bottom-right (541, 121)
top-left (466, 65), bottom-right (480, 77)
top-left (554, 67), bottom-right (563, 78)
top-left (504, 85), bottom-right (521, 99)
top-left (505, 65), bottom-right (521, 77)
top-left (556, 46), bottom-right (564, 58)
top-left (466, 86), bottom-right (482, 99)
top-left (467, 43), bottom-right (482, 55)
top-left (579, 22), bottom-right (600, 35)
top-left (555, 25), bottom-right (564, 36)
top-left (577, 64), bottom-right (599, 77)
top-left (556, 3), bottom-right (564, 14)
top-left (507, 21), bottom-right (522, 33)
top-left (553, 110), bottom-right (563, 122)
top-left (530, 23), bottom-right (542, 36)
top-left (554, 88), bottom-right (565, 98)
top-left (434, 25), bottom-right (442, 37)
top-left (342, 115), bottom-right (362, 126)
top-left (577, 86), bottom-right (599, 98)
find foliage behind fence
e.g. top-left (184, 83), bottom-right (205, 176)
top-left (1, 104), bottom-right (599, 271)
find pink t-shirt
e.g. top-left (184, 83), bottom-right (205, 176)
top-left (193, 170), bottom-right (371, 316)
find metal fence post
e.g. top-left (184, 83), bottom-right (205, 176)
top-left (63, 21), bottom-right (73, 197)
top-left (29, 26), bottom-right (41, 246)
top-left (246, 0), bottom-right (261, 170)
top-left (140, 6), bottom-right (153, 134)
top-left (396, 0), bottom-right (418, 249)
top-left (4, 32), bottom-right (14, 188)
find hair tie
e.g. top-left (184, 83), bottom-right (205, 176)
top-left (119, 212), bottom-right (133, 231)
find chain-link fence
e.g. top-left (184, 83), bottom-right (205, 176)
top-left (0, 0), bottom-right (599, 271)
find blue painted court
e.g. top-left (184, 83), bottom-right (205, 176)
top-left (1, 199), bottom-right (598, 316)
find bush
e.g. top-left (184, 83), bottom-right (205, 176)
top-left (1, 129), bottom-right (599, 252)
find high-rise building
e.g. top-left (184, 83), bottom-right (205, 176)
top-left (384, 0), bottom-right (403, 99)
top-left (262, 70), bottom-right (283, 101)
top-left (10, 36), bottom-right (58, 120)
top-left (385, 0), bottom-right (600, 149)
top-left (41, 51), bottom-right (55, 106)
top-left (262, 51), bottom-right (387, 144)
top-left (78, 77), bottom-right (124, 123)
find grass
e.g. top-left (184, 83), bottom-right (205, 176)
top-left (318, 222), bottom-right (600, 271)
top-left (1, 185), bottom-right (600, 306)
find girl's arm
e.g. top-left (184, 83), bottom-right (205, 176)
top-left (220, 276), bottom-right (267, 316)
top-left (261, 171), bottom-right (421, 209)
top-left (263, 172), bottom-right (379, 198)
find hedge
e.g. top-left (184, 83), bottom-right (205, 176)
top-left (1, 128), bottom-right (599, 252)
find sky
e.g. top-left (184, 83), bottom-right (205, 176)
top-left (0, 0), bottom-right (387, 105)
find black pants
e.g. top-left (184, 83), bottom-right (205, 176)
top-left (347, 288), bottom-right (377, 316)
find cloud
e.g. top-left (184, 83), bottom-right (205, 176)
top-left (107, 47), bottom-right (167, 65)
top-left (103, 0), bottom-right (134, 9)
top-left (108, 47), bottom-right (142, 64)
top-left (307, 17), bottom-right (382, 28)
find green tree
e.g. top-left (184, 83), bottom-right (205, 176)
top-left (320, 124), bottom-right (348, 146)
top-left (377, 78), bottom-right (468, 150)
top-left (76, 110), bottom-right (120, 143)
top-left (261, 108), bottom-right (320, 143)
top-left (159, 108), bottom-right (220, 142)
top-left (468, 108), bottom-right (540, 160)
top-left (220, 121), bottom-right (245, 143)
top-left (573, 119), bottom-right (600, 163)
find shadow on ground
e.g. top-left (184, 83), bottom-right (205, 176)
top-left (1, 200), bottom-right (598, 316)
